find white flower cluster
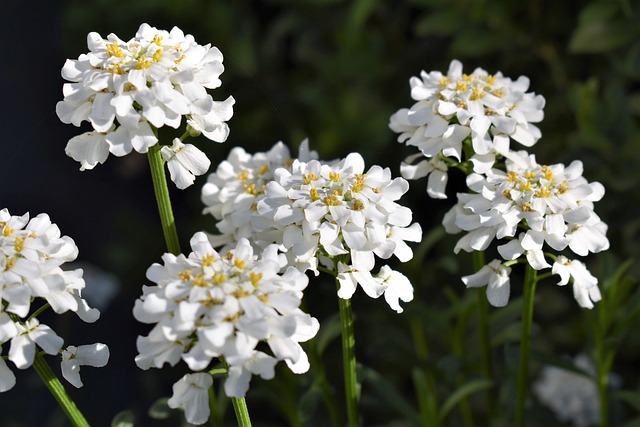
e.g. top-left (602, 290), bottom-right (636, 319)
top-left (133, 232), bottom-right (319, 418)
top-left (57, 23), bottom-right (234, 173)
top-left (256, 152), bottom-right (421, 313)
top-left (0, 209), bottom-right (108, 392)
top-left (533, 354), bottom-right (601, 427)
top-left (201, 140), bottom-right (318, 251)
top-left (444, 151), bottom-right (609, 307)
top-left (389, 59), bottom-right (545, 198)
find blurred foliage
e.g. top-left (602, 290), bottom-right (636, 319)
top-left (2, 0), bottom-right (640, 425)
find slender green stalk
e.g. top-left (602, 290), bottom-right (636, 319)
top-left (594, 307), bottom-right (610, 427)
top-left (473, 252), bottom-right (495, 418)
top-left (147, 144), bottom-right (181, 255)
top-left (230, 396), bottom-right (252, 427)
top-left (336, 281), bottom-right (359, 427)
top-left (32, 353), bottom-right (90, 427)
top-left (515, 264), bottom-right (537, 427)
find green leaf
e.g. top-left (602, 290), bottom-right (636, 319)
top-left (569, 20), bottom-right (638, 53)
top-left (360, 366), bottom-right (422, 426)
top-left (297, 383), bottom-right (323, 423)
top-left (412, 368), bottom-right (439, 424)
top-left (148, 397), bottom-right (172, 420)
top-left (438, 378), bottom-right (493, 421)
top-left (111, 410), bottom-right (135, 427)
top-left (577, 2), bottom-right (620, 24)
top-left (615, 390), bottom-right (640, 411)
top-left (414, 11), bottom-right (462, 36)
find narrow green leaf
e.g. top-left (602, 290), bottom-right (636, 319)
top-left (148, 397), bottom-right (172, 420)
top-left (569, 21), bottom-right (638, 53)
top-left (361, 366), bottom-right (422, 426)
top-left (439, 378), bottom-right (493, 421)
top-left (615, 390), bottom-right (640, 411)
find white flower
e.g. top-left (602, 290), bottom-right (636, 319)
top-left (390, 59), bottom-right (545, 197)
top-left (256, 152), bottom-right (421, 305)
top-left (8, 319), bottom-right (63, 369)
top-left (376, 265), bottom-right (414, 313)
top-left (462, 259), bottom-right (512, 307)
top-left (445, 152), bottom-right (608, 266)
top-left (201, 139), bottom-right (320, 260)
top-left (533, 354), bottom-right (601, 427)
top-left (61, 343), bottom-right (110, 388)
top-left (168, 373), bottom-right (213, 425)
top-left (57, 23), bottom-right (234, 169)
top-left (224, 351), bottom-right (278, 398)
top-left (160, 138), bottom-right (211, 189)
top-left (0, 209), bottom-right (106, 391)
top-left (133, 232), bottom-right (318, 398)
top-left (552, 256), bottom-right (601, 309)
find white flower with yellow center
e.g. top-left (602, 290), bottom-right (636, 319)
top-left (0, 209), bottom-right (106, 392)
top-left (390, 59), bottom-right (545, 198)
top-left (445, 152), bottom-right (608, 307)
top-left (257, 153), bottom-right (421, 311)
top-left (201, 140), bottom-right (318, 252)
top-left (57, 23), bottom-right (234, 169)
top-left (133, 232), bottom-right (318, 402)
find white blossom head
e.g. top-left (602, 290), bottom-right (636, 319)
top-left (57, 23), bottom-right (234, 171)
top-left (390, 59), bottom-right (545, 198)
top-left (201, 139), bottom-right (318, 251)
top-left (445, 153), bottom-right (608, 307)
top-left (0, 209), bottom-right (106, 391)
top-left (133, 232), bottom-right (318, 403)
top-left (256, 152), bottom-right (422, 312)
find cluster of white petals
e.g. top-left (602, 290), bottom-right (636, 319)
top-left (256, 152), bottom-right (421, 312)
top-left (533, 354), bottom-right (601, 427)
top-left (389, 59), bottom-right (545, 198)
top-left (445, 152), bottom-right (608, 307)
top-left (201, 140), bottom-right (318, 251)
top-left (0, 209), bottom-right (107, 392)
top-left (57, 23), bottom-right (234, 172)
top-left (133, 232), bottom-right (319, 408)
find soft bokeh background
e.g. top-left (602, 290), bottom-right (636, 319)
top-left (1, 0), bottom-right (639, 426)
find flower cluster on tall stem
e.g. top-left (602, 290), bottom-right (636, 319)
top-left (0, 208), bottom-right (108, 426)
top-left (389, 59), bottom-right (545, 198)
top-left (133, 232), bottom-right (318, 424)
top-left (444, 150), bottom-right (609, 308)
top-left (56, 23), bottom-right (234, 188)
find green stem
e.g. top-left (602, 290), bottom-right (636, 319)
top-left (32, 353), bottom-right (90, 427)
top-left (147, 144), bottom-right (181, 255)
top-left (337, 283), bottom-right (359, 427)
top-left (473, 252), bottom-right (495, 419)
top-left (230, 396), bottom-right (252, 427)
top-left (515, 264), bottom-right (537, 427)
top-left (594, 307), bottom-right (610, 427)
top-left (308, 339), bottom-right (344, 427)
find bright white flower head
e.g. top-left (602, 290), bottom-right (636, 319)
top-left (0, 209), bottom-right (107, 391)
top-left (445, 152), bottom-right (608, 307)
top-left (533, 354), bottom-right (602, 427)
top-left (552, 256), bottom-right (601, 309)
top-left (133, 232), bottom-right (318, 403)
top-left (390, 59), bottom-right (545, 198)
top-left (256, 152), bottom-right (421, 311)
top-left (57, 23), bottom-right (234, 171)
top-left (201, 140), bottom-right (319, 253)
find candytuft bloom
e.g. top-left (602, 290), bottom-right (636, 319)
top-left (133, 232), bottom-right (318, 404)
top-left (0, 209), bottom-right (107, 391)
top-left (390, 59), bottom-right (545, 198)
top-left (444, 152), bottom-right (608, 307)
top-left (256, 152), bottom-right (422, 312)
top-left (57, 23), bottom-right (234, 172)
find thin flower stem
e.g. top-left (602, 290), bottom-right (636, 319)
top-left (220, 358), bottom-right (252, 427)
top-left (32, 353), bottom-right (90, 427)
top-left (336, 281), bottom-right (359, 427)
top-left (515, 264), bottom-right (537, 427)
top-left (230, 396), bottom-right (252, 427)
top-left (473, 252), bottom-right (496, 419)
top-left (147, 144), bottom-right (181, 255)
top-left (27, 302), bottom-right (51, 322)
